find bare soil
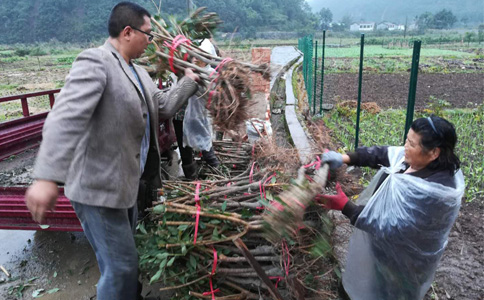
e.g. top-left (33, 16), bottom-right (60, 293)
top-left (319, 73), bottom-right (484, 109)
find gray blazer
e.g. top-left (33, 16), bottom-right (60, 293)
top-left (33, 40), bottom-right (197, 208)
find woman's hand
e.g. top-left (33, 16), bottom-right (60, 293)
top-left (321, 151), bottom-right (344, 170)
top-left (315, 182), bottom-right (349, 211)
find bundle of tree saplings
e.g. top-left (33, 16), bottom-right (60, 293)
top-left (137, 7), bottom-right (271, 131)
top-left (136, 140), bottom-right (339, 299)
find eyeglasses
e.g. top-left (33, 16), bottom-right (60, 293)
top-left (131, 26), bottom-right (154, 42)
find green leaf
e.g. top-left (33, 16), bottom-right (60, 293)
top-left (39, 224), bottom-right (50, 230)
top-left (240, 208), bottom-right (254, 219)
top-left (160, 258), bottom-right (168, 269)
top-left (47, 288), bottom-right (60, 294)
top-left (334, 267), bottom-right (342, 279)
top-left (271, 176), bottom-right (277, 184)
top-left (139, 222), bottom-right (148, 234)
top-left (209, 219), bottom-right (221, 225)
top-left (152, 205), bottom-right (165, 214)
top-left (150, 269), bottom-right (163, 284)
top-left (181, 244), bottom-right (187, 255)
top-left (265, 191), bottom-right (274, 201)
top-left (156, 252), bottom-right (170, 260)
top-left (32, 289), bottom-right (44, 297)
top-left (221, 201), bottom-right (227, 212)
top-left (53, 271), bottom-right (57, 278)
top-left (177, 224), bottom-right (189, 231)
top-left (189, 255), bottom-right (197, 269)
top-left (167, 257), bottom-right (176, 267)
top-left (212, 227), bottom-right (219, 240)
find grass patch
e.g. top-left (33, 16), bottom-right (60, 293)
top-left (0, 84), bottom-right (19, 91)
top-left (321, 105), bottom-right (484, 202)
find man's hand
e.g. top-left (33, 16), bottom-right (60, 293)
top-left (314, 182), bottom-right (349, 211)
top-left (184, 68), bottom-right (200, 82)
top-left (25, 180), bottom-right (59, 223)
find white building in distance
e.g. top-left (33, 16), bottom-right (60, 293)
top-left (350, 22), bottom-right (376, 31)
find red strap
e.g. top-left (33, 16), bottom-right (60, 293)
top-left (202, 247), bottom-right (220, 300)
top-left (269, 201), bottom-right (284, 212)
top-left (202, 280), bottom-right (220, 299)
top-left (269, 276), bottom-right (283, 289)
top-left (164, 35), bottom-right (192, 73)
top-left (209, 57), bottom-right (233, 78)
top-left (291, 197), bottom-right (306, 210)
top-left (259, 173), bottom-right (276, 200)
top-left (206, 90), bottom-right (216, 108)
top-left (211, 247), bottom-right (218, 275)
top-left (193, 182), bottom-right (201, 245)
top-left (304, 174), bottom-right (315, 182)
top-left (282, 240), bottom-right (290, 276)
top-left (303, 155), bottom-right (321, 170)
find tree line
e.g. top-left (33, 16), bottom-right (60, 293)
top-left (0, 0), bottom-right (319, 43)
top-left (0, 0), bottom-right (475, 44)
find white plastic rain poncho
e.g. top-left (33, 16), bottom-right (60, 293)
top-left (182, 39), bottom-right (217, 152)
top-left (343, 146), bottom-right (465, 300)
top-left (183, 91), bottom-right (213, 152)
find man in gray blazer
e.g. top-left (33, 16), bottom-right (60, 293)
top-left (25, 2), bottom-right (199, 299)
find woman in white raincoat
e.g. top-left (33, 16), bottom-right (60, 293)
top-left (173, 39), bottom-right (220, 178)
top-left (318, 115), bottom-right (465, 300)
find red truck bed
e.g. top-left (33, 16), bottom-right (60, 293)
top-left (0, 187), bottom-right (82, 231)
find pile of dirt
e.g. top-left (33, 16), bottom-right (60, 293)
top-left (337, 100), bottom-right (382, 114)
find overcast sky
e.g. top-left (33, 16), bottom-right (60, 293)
top-left (304, 0), bottom-right (481, 24)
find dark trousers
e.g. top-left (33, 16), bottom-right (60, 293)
top-left (71, 201), bottom-right (139, 300)
top-left (173, 119), bottom-right (194, 166)
top-left (173, 119), bottom-right (219, 168)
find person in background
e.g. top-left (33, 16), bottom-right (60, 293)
top-left (25, 2), bottom-right (200, 299)
top-left (173, 38), bottom-right (220, 179)
top-left (318, 115), bottom-right (464, 300)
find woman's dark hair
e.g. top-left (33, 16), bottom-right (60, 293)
top-left (411, 115), bottom-right (460, 174)
top-left (108, 2), bottom-right (151, 38)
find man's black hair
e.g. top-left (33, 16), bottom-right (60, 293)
top-left (108, 2), bottom-right (151, 38)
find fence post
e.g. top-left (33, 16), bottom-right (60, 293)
top-left (313, 40), bottom-right (318, 115)
top-left (354, 34), bottom-right (365, 151)
top-left (319, 30), bottom-right (326, 115)
top-left (403, 41), bottom-right (422, 143)
top-left (309, 37), bottom-right (313, 111)
top-left (20, 97), bottom-right (29, 117)
top-left (48, 93), bottom-right (55, 108)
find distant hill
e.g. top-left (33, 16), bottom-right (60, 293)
top-left (306, 0), bottom-right (483, 25)
top-left (0, 0), bottom-right (316, 44)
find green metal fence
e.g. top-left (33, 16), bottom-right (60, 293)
top-left (298, 36), bottom-right (314, 112)
top-left (297, 34), bottom-right (422, 149)
top-left (298, 33), bottom-right (327, 116)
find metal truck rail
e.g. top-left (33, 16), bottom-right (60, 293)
top-left (0, 86), bottom-right (176, 231)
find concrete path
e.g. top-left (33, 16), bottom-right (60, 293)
top-left (283, 58), bottom-right (315, 164)
top-left (270, 46), bottom-right (301, 89)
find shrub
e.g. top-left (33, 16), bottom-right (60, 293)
top-left (30, 47), bottom-right (48, 56)
top-left (14, 48), bottom-right (30, 56)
